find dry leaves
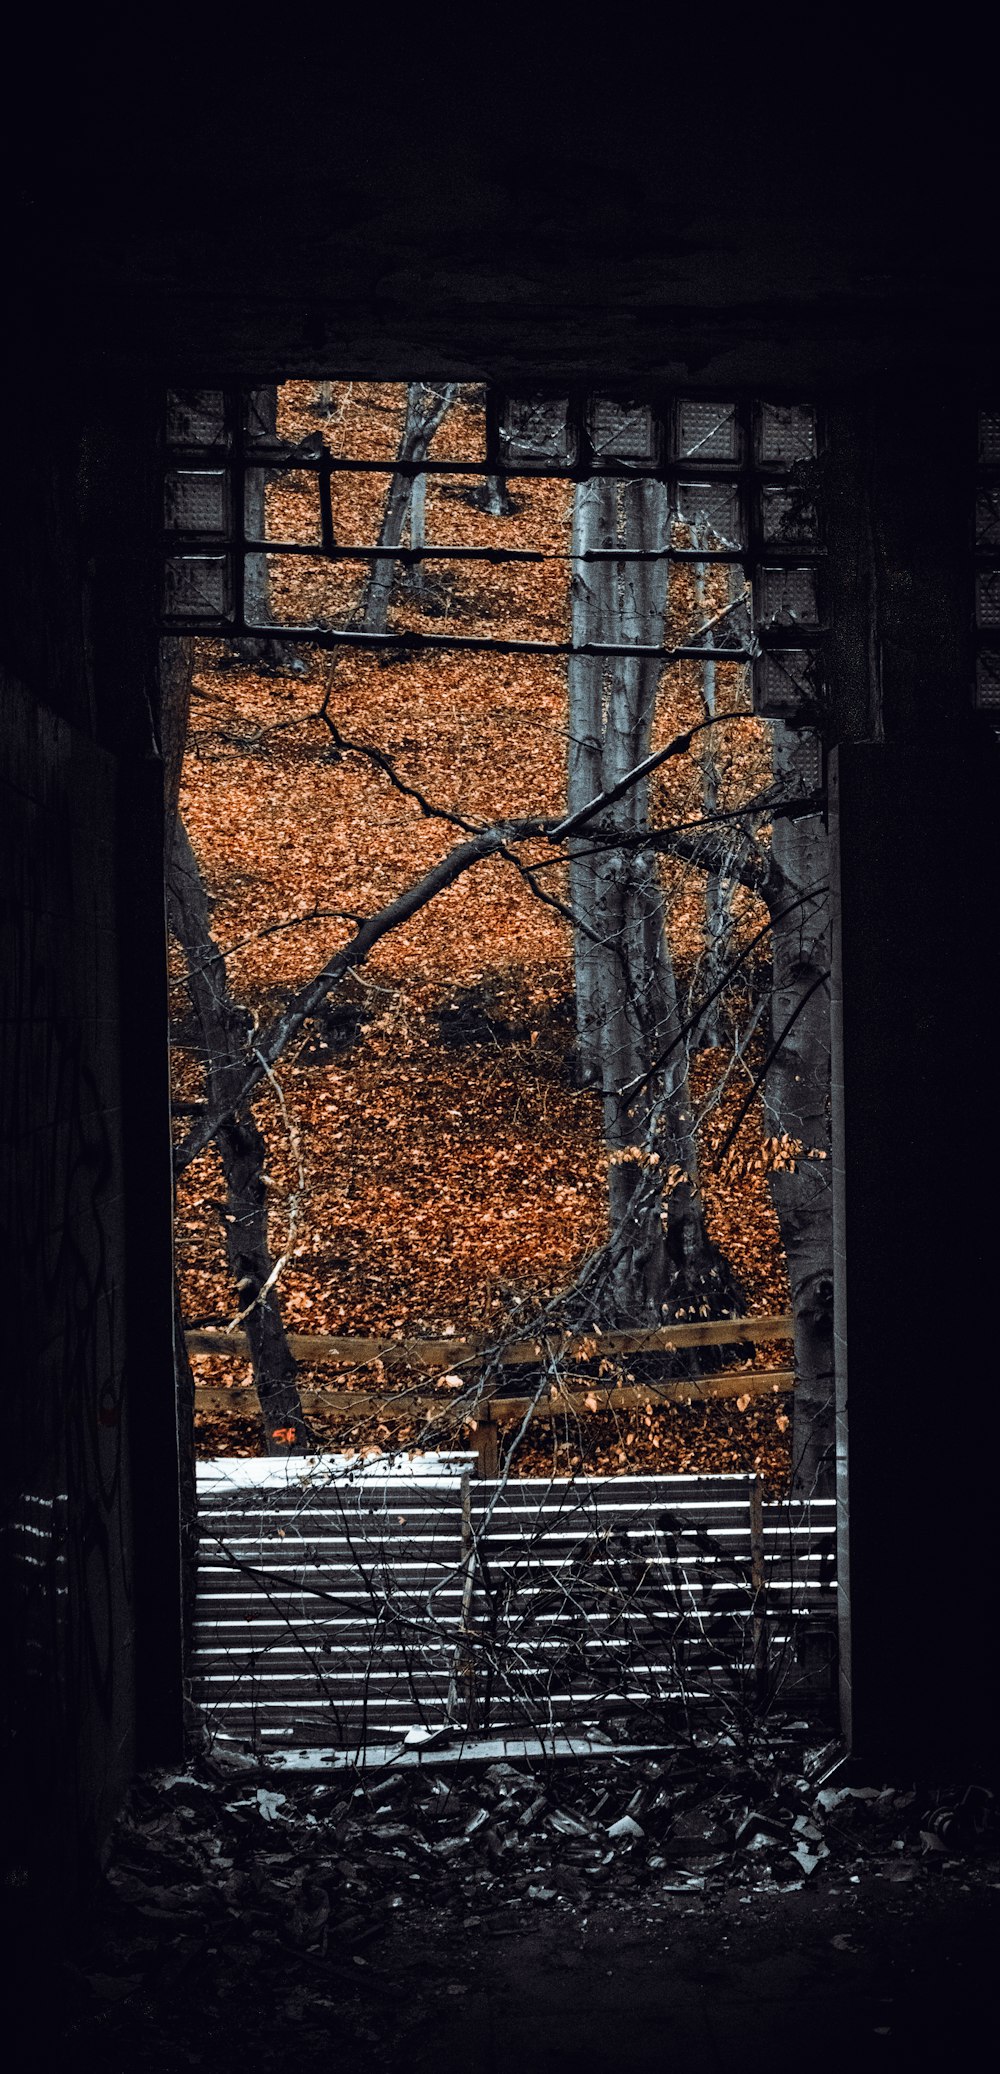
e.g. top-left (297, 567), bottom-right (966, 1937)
top-left (174, 380), bottom-right (794, 1485)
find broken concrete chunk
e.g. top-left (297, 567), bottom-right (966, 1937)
top-left (548, 1811), bottom-right (591, 1839)
top-left (432, 1836), bottom-right (468, 1859)
top-left (607, 1815), bottom-right (644, 1843)
top-left (791, 1841), bottom-right (828, 1876)
top-left (815, 1786), bottom-right (881, 1811)
top-left (793, 1814), bottom-right (824, 1844)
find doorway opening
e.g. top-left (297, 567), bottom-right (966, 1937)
top-left (162, 380), bottom-right (835, 1757)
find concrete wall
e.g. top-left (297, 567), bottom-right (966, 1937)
top-left (0, 394), bottom-right (182, 1947)
top-left (1, 65), bottom-right (998, 1938)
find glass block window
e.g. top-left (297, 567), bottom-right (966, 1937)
top-left (753, 648), bottom-right (819, 721)
top-left (158, 381), bottom-right (825, 724)
top-left (164, 470), bottom-right (228, 534)
top-left (978, 411), bottom-right (1000, 465)
top-left (761, 484), bottom-right (821, 546)
top-left (757, 404), bottom-right (816, 469)
top-left (499, 397), bottom-right (576, 469)
top-left (757, 566), bottom-right (820, 628)
top-left (675, 481), bottom-right (742, 546)
top-left (165, 391), bottom-right (228, 448)
top-left (163, 555), bottom-right (232, 620)
top-left (588, 398), bottom-right (658, 466)
top-left (975, 412), bottom-right (1000, 712)
top-left (975, 488), bottom-right (1000, 548)
top-left (674, 400), bottom-right (739, 463)
top-left (976, 569), bottom-right (1000, 627)
top-left (976, 651), bottom-right (1000, 708)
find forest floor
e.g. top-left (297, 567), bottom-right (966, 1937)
top-left (173, 380), bottom-right (813, 1488)
top-left (46, 1739), bottom-right (999, 2073)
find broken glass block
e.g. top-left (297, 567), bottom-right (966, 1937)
top-left (165, 390), bottom-right (228, 448)
top-left (675, 481), bottom-right (742, 546)
top-left (753, 647), bottom-right (819, 719)
top-left (757, 566), bottom-right (820, 627)
top-left (761, 484), bottom-right (820, 545)
top-left (588, 398), bottom-right (658, 466)
top-left (756, 405), bottom-right (816, 469)
top-left (244, 388), bottom-right (279, 444)
top-left (978, 411), bottom-right (1000, 465)
top-left (976, 488), bottom-right (1000, 547)
top-left (163, 555), bottom-right (232, 621)
top-left (975, 649), bottom-right (1000, 709)
top-left (975, 569), bottom-right (1000, 626)
top-left (686, 590), bottom-right (752, 651)
top-left (499, 396), bottom-right (576, 469)
top-left (675, 400), bottom-right (739, 462)
top-left (163, 470), bottom-right (229, 534)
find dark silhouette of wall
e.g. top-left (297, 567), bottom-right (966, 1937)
top-left (0, 388), bottom-right (182, 1960)
top-left (2, 52), bottom-right (998, 1943)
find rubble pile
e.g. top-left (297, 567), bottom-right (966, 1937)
top-left (94, 1740), bottom-right (994, 1943)
top-left (57, 1738), bottom-right (997, 2070)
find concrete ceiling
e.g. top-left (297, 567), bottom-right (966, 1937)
top-left (8, 39), bottom-right (998, 390)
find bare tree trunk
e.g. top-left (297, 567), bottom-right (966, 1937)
top-left (568, 480), bottom-right (611, 1087)
top-left (160, 635), bottom-right (194, 866)
top-left (167, 389), bottom-right (464, 1452)
top-left (168, 819), bottom-right (312, 1455)
top-left (764, 724), bottom-right (834, 1494)
top-left (690, 561), bottom-right (742, 1048)
top-left (568, 481), bottom-right (742, 1325)
top-left (364, 383), bottom-right (459, 635)
top-left (173, 1274), bottom-right (200, 1665)
top-left (232, 387), bottom-right (304, 672)
top-left (408, 467), bottom-right (427, 605)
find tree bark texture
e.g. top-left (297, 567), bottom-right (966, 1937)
top-left (364, 383), bottom-right (459, 634)
top-left (764, 724), bottom-right (834, 1494)
top-left (160, 635), bottom-right (194, 866)
top-left (568, 481), bottom-right (741, 1326)
top-left (690, 560), bottom-right (745, 1047)
top-left (167, 818), bottom-right (312, 1454)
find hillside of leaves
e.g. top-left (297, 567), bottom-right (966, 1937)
top-left (172, 382), bottom-right (795, 1484)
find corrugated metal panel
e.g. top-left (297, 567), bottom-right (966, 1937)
top-left (191, 1460), bottom-right (836, 1749)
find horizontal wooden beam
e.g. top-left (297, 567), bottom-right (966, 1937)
top-left (192, 1368), bottom-right (795, 1420)
top-left (185, 1314), bottom-right (794, 1370)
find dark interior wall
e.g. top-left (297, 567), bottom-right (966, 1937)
top-left (0, 388), bottom-right (182, 1943)
top-left (825, 388), bottom-right (1000, 1771)
top-left (2, 53), bottom-right (998, 1934)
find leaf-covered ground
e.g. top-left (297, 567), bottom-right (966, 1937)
top-left (173, 381), bottom-right (801, 1483)
top-left (51, 1742), bottom-right (999, 2074)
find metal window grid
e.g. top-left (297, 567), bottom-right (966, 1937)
top-left (161, 385), bottom-right (826, 716)
top-left (975, 411), bottom-right (1000, 711)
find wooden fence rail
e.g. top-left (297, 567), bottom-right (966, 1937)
top-left (186, 1313), bottom-right (794, 1368)
top-left (187, 1316), bottom-right (797, 1474)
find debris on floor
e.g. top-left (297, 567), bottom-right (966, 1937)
top-left (55, 1726), bottom-right (998, 2070)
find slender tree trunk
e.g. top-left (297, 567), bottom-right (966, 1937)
top-left (408, 468), bottom-right (427, 604)
top-left (568, 481), bottom-right (742, 1325)
top-left (168, 819), bottom-right (312, 1454)
top-left (364, 383), bottom-right (459, 634)
top-left (173, 1274), bottom-right (200, 1663)
top-left (691, 560), bottom-right (742, 1048)
top-left (568, 480), bottom-right (611, 1087)
top-left (165, 390), bottom-right (464, 1449)
top-left (160, 635), bottom-right (194, 865)
top-left (764, 724), bottom-right (834, 1494)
